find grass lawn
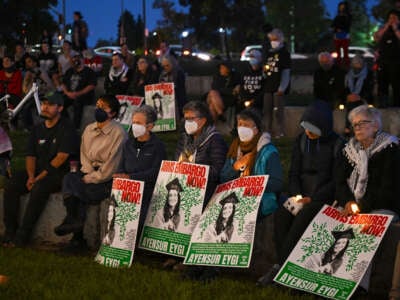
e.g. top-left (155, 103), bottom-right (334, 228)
top-left (0, 129), bottom-right (316, 300)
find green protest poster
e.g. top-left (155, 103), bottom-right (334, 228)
top-left (274, 205), bottom-right (393, 300)
top-left (139, 160), bottom-right (209, 257)
top-left (115, 95), bottom-right (143, 131)
top-left (144, 83), bottom-right (176, 132)
top-left (184, 175), bottom-right (269, 268)
top-left (95, 178), bottom-right (144, 268)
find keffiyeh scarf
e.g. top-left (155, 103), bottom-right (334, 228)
top-left (344, 132), bottom-right (399, 201)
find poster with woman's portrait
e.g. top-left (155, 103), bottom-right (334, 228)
top-left (139, 160), bottom-right (209, 258)
top-left (274, 205), bottom-right (393, 300)
top-left (144, 83), bottom-right (176, 132)
top-left (115, 95), bottom-right (144, 131)
top-left (184, 175), bottom-right (269, 268)
top-left (95, 178), bottom-right (144, 268)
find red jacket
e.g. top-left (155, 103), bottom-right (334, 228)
top-left (0, 69), bottom-right (23, 97)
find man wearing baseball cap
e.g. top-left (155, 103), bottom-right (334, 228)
top-left (1, 91), bottom-right (79, 247)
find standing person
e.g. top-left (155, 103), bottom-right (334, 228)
top-left (257, 100), bottom-right (344, 286)
top-left (61, 52), bottom-right (97, 129)
top-left (206, 60), bottom-right (241, 122)
top-left (54, 94), bottom-right (127, 251)
top-left (72, 11), bottom-right (89, 52)
top-left (113, 105), bottom-right (166, 237)
top-left (374, 10), bottom-right (400, 108)
top-left (127, 56), bottom-right (158, 97)
top-left (263, 28), bottom-right (291, 138)
top-left (104, 51), bottom-right (133, 96)
top-left (313, 52), bottom-right (346, 109)
top-left (236, 49), bottom-right (265, 112)
top-left (331, 1), bottom-right (352, 68)
top-left (159, 54), bottom-right (186, 117)
top-left (1, 92), bottom-right (78, 247)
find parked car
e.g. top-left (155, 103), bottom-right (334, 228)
top-left (156, 44), bottom-right (214, 61)
top-left (240, 45), bottom-right (308, 61)
top-left (27, 44), bottom-right (62, 55)
top-left (331, 46), bottom-right (375, 59)
top-left (93, 46), bottom-right (122, 58)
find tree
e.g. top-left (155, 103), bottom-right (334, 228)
top-left (372, 0), bottom-right (395, 23)
top-left (347, 0), bottom-right (372, 46)
top-left (0, 0), bottom-right (58, 49)
top-left (263, 0), bottom-right (330, 52)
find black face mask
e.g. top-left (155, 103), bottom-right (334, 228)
top-left (4, 65), bottom-right (16, 73)
top-left (94, 108), bottom-right (109, 123)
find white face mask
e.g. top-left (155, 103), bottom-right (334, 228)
top-left (237, 126), bottom-right (255, 142)
top-left (270, 41), bottom-right (281, 49)
top-left (185, 120), bottom-right (198, 135)
top-left (131, 124), bottom-right (146, 138)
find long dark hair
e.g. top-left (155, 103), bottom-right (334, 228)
top-left (163, 190), bottom-right (181, 222)
top-left (321, 238), bottom-right (350, 266)
top-left (215, 203), bottom-right (235, 235)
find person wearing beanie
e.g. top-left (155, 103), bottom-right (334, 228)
top-left (257, 100), bottom-right (344, 286)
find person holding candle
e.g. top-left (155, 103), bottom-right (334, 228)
top-left (336, 105), bottom-right (400, 220)
top-left (257, 100), bottom-right (344, 286)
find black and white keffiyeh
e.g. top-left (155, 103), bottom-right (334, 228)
top-left (344, 132), bottom-right (399, 201)
top-left (108, 63), bottom-right (129, 82)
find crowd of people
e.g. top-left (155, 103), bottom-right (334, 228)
top-left (0, 2), bottom-right (400, 298)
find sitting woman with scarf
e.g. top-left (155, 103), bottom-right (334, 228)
top-left (336, 105), bottom-right (400, 292)
top-left (104, 51), bottom-right (133, 96)
top-left (337, 105), bottom-right (400, 220)
top-left (220, 108), bottom-right (283, 277)
top-left (343, 55), bottom-right (374, 136)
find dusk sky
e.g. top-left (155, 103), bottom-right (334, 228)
top-left (54, 0), bottom-right (378, 47)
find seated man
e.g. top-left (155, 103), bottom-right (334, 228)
top-left (2, 92), bottom-right (78, 247)
top-left (104, 51), bottom-right (133, 96)
top-left (54, 94), bottom-right (127, 251)
top-left (206, 60), bottom-right (241, 122)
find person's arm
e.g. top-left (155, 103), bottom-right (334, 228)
top-left (25, 156), bottom-right (36, 190)
top-left (206, 134), bottom-right (228, 183)
top-left (264, 151), bottom-right (284, 194)
top-left (334, 149), bottom-right (354, 208)
top-left (277, 69), bottom-right (290, 94)
top-left (374, 23), bottom-right (391, 42)
top-left (287, 135), bottom-right (303, 196)
top-left (34, 152), bottom-right (70, 182)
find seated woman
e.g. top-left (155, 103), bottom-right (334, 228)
top-left (176, 100), bottom-right (228, 205)
top-left (257, 100), bottom-right (344, 286)
top-left (337, 105), bottom-right (400, 220)
top-left (343, 55), bottom-right (374, 136)
top-left (220, 108), bottom-right (283, 277)
top-left (165, 100), bottom-right (227, 270)
top-left (127, 56), bottom-right (159, 97)
top-left (206, 60), bottom-right (241, 122)
top-left (113, 105), bottom-right (166, 236)
top-left (336, 105), bottom-right (400, 291)
top-left (220, 108), bottom-right (283, 217)
top-left (54, 94), bottom-right (128, 252)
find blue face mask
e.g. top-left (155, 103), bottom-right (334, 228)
top-left (249, 58), bottom-right (259, 66)
top-left (94, 108), bottom-right (108, 123)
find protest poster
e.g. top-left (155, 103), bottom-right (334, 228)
top-left (144, 83), bottom-right (175, 132)
top-left (274, 205), bottom-right (393, 300)
top-left (184, 175), bottom-right (269, 268)
top-left (95, 178), bottom-right (144, 268)
top-left (139, 160), bottom-right (209, 257)
top-left (115, 95), bottom-right (144, 131)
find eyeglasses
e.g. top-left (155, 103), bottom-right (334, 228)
top-left (184, 116), bottom-right (200, 122)
top-left (351, 120), bottom-right (373, 130)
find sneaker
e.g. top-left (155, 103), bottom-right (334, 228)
top-left (256, 264), bottom-right (281, 287)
